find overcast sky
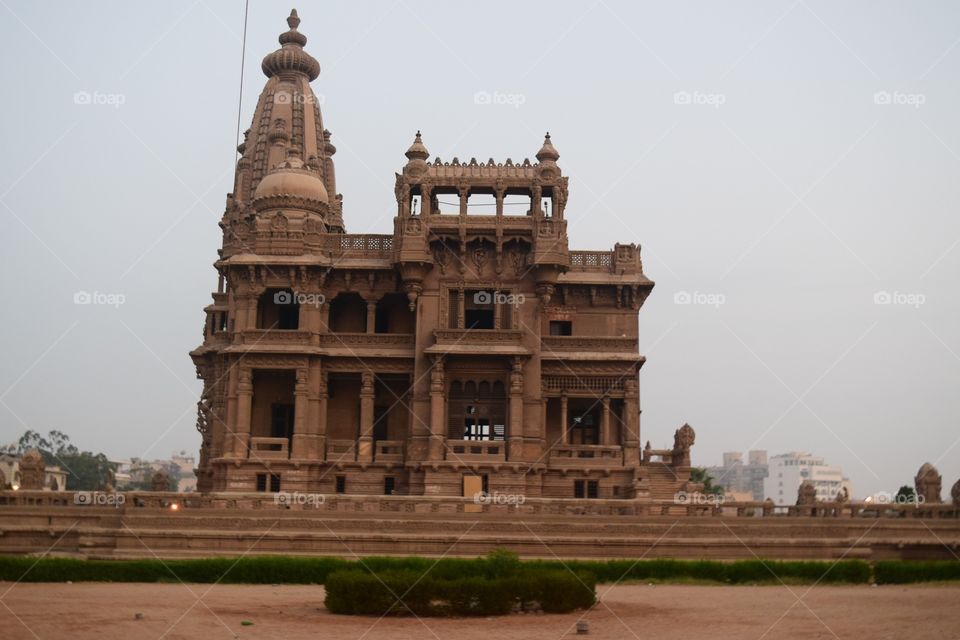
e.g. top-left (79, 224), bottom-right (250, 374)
top-left (1, 1), bottom-right (958, 499)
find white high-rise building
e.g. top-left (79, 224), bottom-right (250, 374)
top-left (764, 452), bottom-right (852, 505)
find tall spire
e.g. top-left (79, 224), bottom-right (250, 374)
top-left (261, 8), bottom-right (320, 80)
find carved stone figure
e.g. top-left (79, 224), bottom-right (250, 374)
top-left (18, 449), bottom-right (46, 490)
top-left (915, 463), bottom-right (942, 504)
top-left (797, 481), bottom-right (818, 506)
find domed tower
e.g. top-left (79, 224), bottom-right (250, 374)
top-left (223, 8), bottom-right (343, 253)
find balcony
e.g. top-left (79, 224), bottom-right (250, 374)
top-left (427, 329), bottom-right (529, 356)
top-left (569, 250), bottom-right (613, 272)
top-left (541, 336), bottom-right (637, 352)
top-left (375, 439), bottom-right (404, 463)
top-left (241, 329), bottom-right (313, 345)
top-left (318, 333), bottom-right (415, 348)
top-left (550, 445), bottom-right (623, 466)
top-left (446, 439), bottom-right (506, 462)
top-left (326, 439), bottom-right (357, 462)
top-left (249, 437), bottom-right (289, 460)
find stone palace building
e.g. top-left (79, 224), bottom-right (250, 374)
top-left (190, 10), bottom-right (696, 501)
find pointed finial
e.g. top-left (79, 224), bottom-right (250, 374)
top-left (405, 130), bottom-right (429, 162)
top-left (536, 132), bottom-right (559, 163)
top-left (287, 8), bottom-right (301, 29)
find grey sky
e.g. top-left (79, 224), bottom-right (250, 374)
top-left (1, 0), bottom-right (958, 499)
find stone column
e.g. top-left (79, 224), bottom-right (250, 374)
top-left (357, 372), bottom-right (375, 462)
top-left (560, 393), bottom-right (569, 445)
top-left (495, 188), bottom-right (505, 217)
top-left (291, 367), bottom-right (309, 458)
top-left (318, 371), bottom-right (329, 460)
top-left (366, 299), bottom-right (377, 334)
top-left (623, 378), bottom-right (640, 465)
top-left (458, 186), bottom-right (469, 217)
top-left (319, 298), bottom-right (331, 332)
top-left (233, 367), bottom-right (253, 458)
top-left (429, 357), bottom-right (446, 460)
top-left (421, 184), bottom-right (433, 216)
top-left (508, 358), bottom-right (524, 460)
top-left (601, 396), bottom-right (612, 446)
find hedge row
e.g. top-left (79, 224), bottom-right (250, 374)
top-left (874, 560), bottom-right (960, 584)
top-left (324, 568), bottom-right (597, 616)
top-left (0, 554), bottom-right (956, 586)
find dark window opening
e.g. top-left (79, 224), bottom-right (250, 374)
top-left (258, 289), bottom-right (300, 330)
top-left (270, 403), bottom-right (295, 443)
top-left (256, 473), bottom-right (267, 492)
top-left (335, 475), bottom-right (346, 494)
top-left (482, 474), bottom-right (489, 494)
top-left (269, 474), bottom-right (281, 493)
top-left (549, 320), bottom-right (572, 336)
top-left (373, 407), bottom-right (389, 441)
top-left (384, 476), bottom-right (396, 495)
top-left (587, 480), bottom-right (599, 499)
top-left (574, 480), bottom-right (585, 499)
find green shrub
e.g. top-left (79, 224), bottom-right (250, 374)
top-left (323, 566), bottom-right (595, 616)
top-left (874, 561), bottom-right (960, 584)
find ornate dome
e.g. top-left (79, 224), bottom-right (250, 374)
top-left (253, 148), bottom-right (328, 212)
top-left (261, 9), bottom-right (320, 81)
top-left (535, 132), bottom-right (560, 162)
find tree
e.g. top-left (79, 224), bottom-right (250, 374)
top-left (7, 430), bottom-right (115, 491)
top-left (895, 485), bottom-right (917, 503)
top-left (690, 467), bottom-right (725, 496)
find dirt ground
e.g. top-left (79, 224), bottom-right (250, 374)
top-left (1, 582), bottom-right (957, 640)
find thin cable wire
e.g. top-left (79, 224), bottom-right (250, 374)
top-left (234, 0), bottom-right (251, 162)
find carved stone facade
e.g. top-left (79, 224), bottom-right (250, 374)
top-left (190, 10), bottom-right (693, 500)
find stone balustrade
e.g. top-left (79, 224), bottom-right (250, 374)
top-left (249, 437), bottom-right (290, 460)
top-left (375, 439), bottom-right (404, 463)
top-left (550, 445), bottom-right (623, 465)
top-left (541, 336), bottom-right (638, 352)
top-left (446, 439), bottom-right (507, 462)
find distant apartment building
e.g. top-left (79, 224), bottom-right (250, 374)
top-left (705, 450), bottom-right (768, 501)
top-left (763, 452), bottom-right (852, 506)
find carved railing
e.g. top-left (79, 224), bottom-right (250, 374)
top-left (543, 375), bottom-right (625, 394)
top-left (569, 250), bottom-right (613, 272)
top-left (319, 333), bottom-right (415, 348)
top-left (242, 329), bottom-right (313, 345)
top-left (326, 234), bottom-right (393, 257)
top-left (375, 440), bottom-right (404, 463)
top-left (643, 448), bottom-right (673, 464)
top-left (550, 445), bottom-right (623, 465)
top-left (541, 336), bottom-right (638, 352)
top-left (249, 437), bottom-right (289, 460)
top-left (434, 329), bottom-right (523, 345)
top-left (326, 439), bottom-right (357, 462)
top-left (446, 439), bottom-right (506, 461)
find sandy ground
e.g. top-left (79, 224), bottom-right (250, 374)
top-left (1, 582), bottom-right (957, 640)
